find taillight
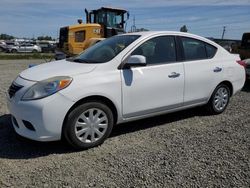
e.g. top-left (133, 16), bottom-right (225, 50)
top-left (237, 60), bottom-right (246, 68)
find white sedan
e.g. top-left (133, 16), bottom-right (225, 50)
top-left (7, 31), bottom-right (246, 149)
top-left (8, 43), bottom-right (41, 53)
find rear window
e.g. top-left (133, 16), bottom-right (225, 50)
top-left (75, 30), bottom-right (85, 42)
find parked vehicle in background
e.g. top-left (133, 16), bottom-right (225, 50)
top-left (8, 43), bottom-right (41, 53)
top-left (0, 41), bottom-right (7, 52)
top-left (37, 42), bottom-right (56, 53)
top-left (3, 41), bottom-right (19, 52)
top-left (232, 32), bottom-right (250, 60)
top-left (243, 59), bottom-right (250, 79)
top-left (210, 38), bottom-right (241, 53)
top-left (7, 31), bottom-right (246, 150)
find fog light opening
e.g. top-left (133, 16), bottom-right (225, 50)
top-left (22, 120), bottom-right (36, 131)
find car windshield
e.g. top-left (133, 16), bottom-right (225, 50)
top-left (72, 35), bottom-right (140, 63)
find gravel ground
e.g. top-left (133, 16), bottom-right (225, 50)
top-left (0, 60), bottom-right (249, 187)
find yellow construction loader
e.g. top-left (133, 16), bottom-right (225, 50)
top-left (56, 7), bottom-right (129, 59)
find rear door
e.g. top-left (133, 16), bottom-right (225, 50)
top-left (179, 37), bottom-right (220, 104)
top-left (121, 35), bottom-right (184, 118)
top-left (19, 44), bottom-right (26, 52)
top-left (26, 44), bottom-right (34, 52)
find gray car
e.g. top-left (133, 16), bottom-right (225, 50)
top-left (8, 43), bottom-right (41, 53)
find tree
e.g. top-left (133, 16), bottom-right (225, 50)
top-left (0, 34), bottom-right (15, 40)
top-left (37, 36), bottom-right (53, 41)
top-left (180, 25), bottom-right (188, 32)
top-left (136, 28), bottom-right (149, 32)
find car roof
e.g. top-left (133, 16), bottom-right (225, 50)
top-left (123, 31), bottom-right (220, 47)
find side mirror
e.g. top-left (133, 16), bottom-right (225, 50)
top-left (126, 55), bottom-right (146, 68)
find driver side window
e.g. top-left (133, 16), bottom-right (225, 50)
top-left (131, 36), bottom-right (176, 65)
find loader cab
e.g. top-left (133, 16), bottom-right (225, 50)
top-left (86, 7), bottom-right (129, 38)
top-left (57, 7), bottom-right (129, 58)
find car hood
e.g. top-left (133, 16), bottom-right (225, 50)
top-left (20, 60), bottom-right (97, 81)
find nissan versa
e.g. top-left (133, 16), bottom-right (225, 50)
top-left (7, 32), bottom-right (246, 149)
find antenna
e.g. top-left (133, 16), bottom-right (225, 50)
top-left (131, 16), bottom-right (136, 32)
top-left (221, 26), bottom-right (226, 39)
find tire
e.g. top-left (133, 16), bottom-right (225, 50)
top-left (11, 49), bottom-right (17, 53)
top-left (32, 49), bottom-right (38, 53)
top-left (206, 84), bottom-right (230, 114)
top-left (63, 102), bottom-right (114, 150)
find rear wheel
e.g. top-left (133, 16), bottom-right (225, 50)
top-left (63, 102), bottom-right (114, 150)
top-left (32, 49), bottom-right (38, 53)
top-left (206, 84), bottom-right (230, 114)
top-left (11, 49), bottom-right (17, 53)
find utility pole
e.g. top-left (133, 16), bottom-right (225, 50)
top-left (131, 16), bottom-right (136, 32)
top-left (221, 26), bottom-right (226, 39)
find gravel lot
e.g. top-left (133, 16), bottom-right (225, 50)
top-left (0, 60), bottom-right (249, 187)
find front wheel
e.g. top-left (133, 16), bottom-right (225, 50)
top-left (63, 102), bottom-right (114, 150)
top-left (206, 84), bottom-right (230, 114)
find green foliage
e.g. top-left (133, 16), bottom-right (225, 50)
top-left (180, 25), bottom-right (188, 32)
top-left (37, 36), bottom-right (53, 41)
top-left (0, 34), bottom-right (15, 40)
top-left (0, 53), bottom-right (54, 60)
top-left (136, 28), bottom-right (149, 32)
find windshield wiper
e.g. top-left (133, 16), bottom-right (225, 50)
top-left (73, 58), bottom-right (103, 64)
top-left (72, 58), bottom-right (90, 63)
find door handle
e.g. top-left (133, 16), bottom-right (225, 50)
top-left (168, 72), bottom-right (180, 78)
top-left (213, 67), bottom-right (222, 72)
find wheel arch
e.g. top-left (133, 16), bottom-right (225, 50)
top-left (218, 80), bottom-right (233, 97)
top-left (62, 95), bottom-right (118, 137)
top-left (207, 80), bottom-right (234, 104)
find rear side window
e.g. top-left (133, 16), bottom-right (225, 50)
top-left (131, 36), bottom-right (177, 65)
top-left (181, 37), bottom-right (217, 61)
top-left (75, 30), bottom-right (85, 42)
top-left (181, 37), bottom-right (207, 60)
top-left (205, 44), bottom-right (217, 58)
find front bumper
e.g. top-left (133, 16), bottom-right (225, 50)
top-left (6, 76), bottom-right (74, 141)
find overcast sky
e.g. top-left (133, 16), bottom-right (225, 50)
top-left (0, 0), bottom-right (250, 39)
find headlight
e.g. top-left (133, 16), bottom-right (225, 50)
top-left (22, 76), bottom-right (72, 101)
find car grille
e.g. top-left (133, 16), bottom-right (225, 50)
top-left (8, 83), bottom-right (23, 98)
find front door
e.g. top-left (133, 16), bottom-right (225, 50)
top-left (121, 36), bottom-right (184, 118)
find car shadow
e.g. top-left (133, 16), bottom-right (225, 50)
top-left (110, 107), bottom-right (207, 137)
top-left (0, 114), bottom-right (75, 159)
top-left (242, 80), bottom-right (250, 92)
top-left (0, 107), bottom-right (207, 160)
